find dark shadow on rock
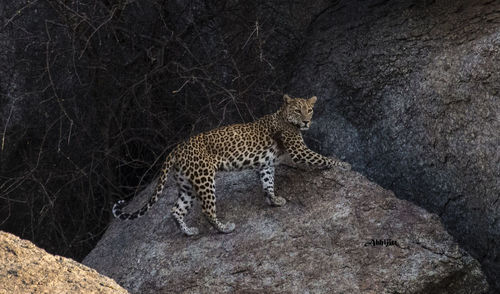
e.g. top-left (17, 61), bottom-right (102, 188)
top-left (288, 0), bottom-right (500, 291)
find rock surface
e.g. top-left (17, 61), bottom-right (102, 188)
top-left (84, 167), bottom-right (488, 293)
top-left (288, 0), bottom-right (500, 290)
top-left (0, 231), bottom-right (128, 294)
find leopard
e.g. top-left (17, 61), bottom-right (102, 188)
top-left (112, 94), bottom-right (351, 236)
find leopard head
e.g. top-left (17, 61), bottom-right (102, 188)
top-left (282, 94), bottom-right (317, 131)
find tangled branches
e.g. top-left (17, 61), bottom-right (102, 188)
top-left (0, 0), bottom-right (312, 259)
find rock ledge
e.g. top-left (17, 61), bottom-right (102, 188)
top-left (84, 167), bottom-right (488, 293)
top-left (0, 231), bottom-right (128, 294)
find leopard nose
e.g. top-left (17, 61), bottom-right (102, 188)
top-left (303, 120), bottom-right (309, 125)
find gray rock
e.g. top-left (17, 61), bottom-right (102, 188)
top-left (288, 0), bottom-right (500, 290)
top-left (84, 167), bottom-right (488, 293)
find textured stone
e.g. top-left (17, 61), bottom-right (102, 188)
top-left (288, 0), bottom-right (500, 290)
top-left (84, 167), bottom-right (488, 293)
top-left (0, 231), bottom-right (128, 294)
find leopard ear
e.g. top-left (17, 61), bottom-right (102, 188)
top-left (283, 94), bottom-right (293, 104)
top-left (309, 96), bottom-right (317, 104)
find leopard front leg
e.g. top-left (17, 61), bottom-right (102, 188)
top-left (259, 165), bottom-right (286, 206)
top-left (191, 167), bottom-right (235, 234)
top-left (282, 131), bottom-right (351, 171)
top-left (292, 147), bottom-right (351, 171)
top-left (324, 155), bottom-right (351, 171)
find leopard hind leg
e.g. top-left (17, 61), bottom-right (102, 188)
top-left (171, 170), bottom-right (199, 236)
top-left (192, 165), bottom-right (235, 234)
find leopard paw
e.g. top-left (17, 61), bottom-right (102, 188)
top-left (271, 196), bottom-right (287, 207)
top-left (337, 161), bottom-right (351, 171)
top-left (218, 222), bottom-right (236, 234)
top-left (182, 226), bottom-right (200, 236)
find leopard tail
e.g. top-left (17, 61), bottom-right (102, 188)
top-left (112, 153), bottom-right (175, 220)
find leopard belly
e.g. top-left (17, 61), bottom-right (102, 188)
top-left (218, 142), bottom-right (279, 171)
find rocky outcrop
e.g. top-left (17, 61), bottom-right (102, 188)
top-left (84, 167), bottom-right (488, 293)
top-left (1, 0), bottom-right (497, 292)
top-left (288, 0), bottom-right (500, 290)
top-left (0, 231), bottom-right (128, 294)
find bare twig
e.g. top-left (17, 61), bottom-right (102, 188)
top-left (1, 104), bottom-right (14, 152)
top-left (79, 7), bottom-right (117, 59)
top-left (2, 0), bottom-right (40, 30)
top-left (45, 20), bottom-right (74, 147)
top-left (241, 20), bottom-right (259, 49)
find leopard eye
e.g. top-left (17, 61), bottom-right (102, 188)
top-left (294, 109), bottom-right (301, 114)
top-left (308, 109), bottom-right (313, 113)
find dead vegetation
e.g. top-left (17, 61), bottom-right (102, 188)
top-left (0, 0), bottom-right (311, 260)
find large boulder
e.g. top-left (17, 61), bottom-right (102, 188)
top-left (288, 0), bottom-right (500, 290)
top-left (84, 167), bottom-right (488, 293)
top-left (0, 231), bottom-right (127, 294)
